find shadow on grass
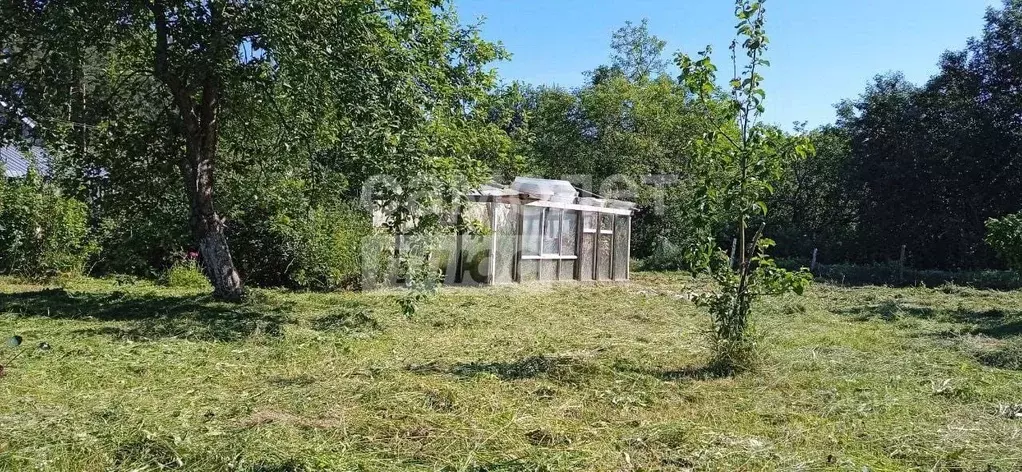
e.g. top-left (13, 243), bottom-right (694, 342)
top-left (443, 458), bottom-right (555, 472)
top-left (311, 307), bottom-right (381, 334)
top-left (408, 355), bottom-right (598, 383)
top-left (840, 300), bottom-right (936, 321)
top-left (840, 300), bottom-right (1022, 339)
top-left (410, 355), bottom-right (736, 384)
top-left (614, 362), bottom-right (732, 381)
top-left (0, 288), bottom-right (295, 342)
top-left (840, 299), bottom-right (1022, 370)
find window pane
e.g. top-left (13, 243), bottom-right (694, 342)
top-left (600, 214), bottom-right (614, 232)
top-left (522, 207), bottom-right (543, 256)
top-left (543, 208), bottom-right (561, 255)
top-left (583, 212), bottom-right (597, 232)
top-left (493, 204), bottom-right (518, 284)
top-left (561, 211), bottom-right (578, 256)
top-left (614, 216), bottom-right (629, 280)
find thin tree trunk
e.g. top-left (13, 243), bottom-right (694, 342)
top-left (180, 145), bottom-right (242, 300)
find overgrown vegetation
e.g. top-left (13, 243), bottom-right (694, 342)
top-left (1, 273), bottom-right (1021, 471)
top-left (986, 212), bottom-right (1022, 272)
top-left (3, 1), bottom-right (1020, 295)
top-left (163, 258), bottom-right (211, 290)
top-left (0, 171), bottom-right (94, 277)
top-left (0, 0), bottom-right (506, 299)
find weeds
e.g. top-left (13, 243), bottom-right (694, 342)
top-left (163, 259), bottom-right (212, 290)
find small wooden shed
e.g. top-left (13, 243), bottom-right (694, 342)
top-left (447, 178), bottom-right (635, 285)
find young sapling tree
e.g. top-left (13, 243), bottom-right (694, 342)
top-left (676, 0), bottom-right (814, 373)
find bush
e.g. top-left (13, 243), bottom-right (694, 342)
top-left (641, 236), bottom-right (688, 271)
top-left (91, 193), bottom-right (190, 278)
top-left (290, 206), bottom-right (372, 290)
top-left (81, 170), bottom-right (375, 290)
top-left (986, 212), bottom-right (1022, 272)
top-left (162, 258), bottom-right (211, 289)
top-left (226, 177), bottom-right (373, 290)
top-left (0, 173), bottom-right (95, 276)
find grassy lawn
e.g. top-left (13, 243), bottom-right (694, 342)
top-left (1, 273), bottom-right (1021, 471)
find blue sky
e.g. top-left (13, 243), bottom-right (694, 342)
top-left (456, 0), bottom-right (1000, 129)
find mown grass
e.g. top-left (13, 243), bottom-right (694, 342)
top-left (0, 273), bottom-right (1020, 471)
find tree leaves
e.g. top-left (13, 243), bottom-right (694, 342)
top-left (987, 213), bottom-right (1022, 272)
top-left (1, 0), bottom-right (510, 300)
top-left (674, 0), bottom-right (813, 371)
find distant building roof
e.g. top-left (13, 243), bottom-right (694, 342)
top-left (510, 177), bottom-right (579, 204)
top-left (469, 177), bottom-right (636, 214)
top-left (1, 145), bottom-right (49, 178)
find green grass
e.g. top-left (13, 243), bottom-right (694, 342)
top-left (1, 273), bottom-right (1021, 471)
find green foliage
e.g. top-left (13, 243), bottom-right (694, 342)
top-left (768, 125), bottom-right (858, 261)
top-left (291, 207), bottom-right (371, 291)
top-left (692, 236), bottom-right (812, 373)
top-left (513, 25), bottom-right (706, 263)
top-left (163, 259), bottom-right (211, 290)
top-left (0, 0), bottom-right (509, 300)
top-left (677, 0), bottom-right (812, 372)
top-left (396, 233), bottom-right (445, 317)
top-left (642, 237), bottom-right (688, 271)
top-left (986, 212), bottom-right (1022, 272)
top-left (225, 176), bottom-right (372, 291)
top-left (0, 173), bottom-right (95, 277)
top-left (526, 74), bottom-right (700, 182)
top-left (768, 0), bottom-right (1022, 269)
top-left (474, 83), bottom-right (535, 182)
top-left (610, 19), bottom-right (669, 81)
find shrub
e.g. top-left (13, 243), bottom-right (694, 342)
top-left (642, 236), bottom-right (688, 271)
top-left (226, 177), bottom-right (373, 290)
top-left (986, 212), bottom-right (1022, 272)
top-left (91, 194), bottom-right (190, 278)
top-left (162, 258), bottom-right (211, 289)
top-left (290, 205), bottom-right (373, 290)
top-left (0, 172), bottom-right (95, 276)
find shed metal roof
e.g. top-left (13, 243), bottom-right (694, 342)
top-left (1, 145), bottom-right (49, 178)
top-left (468, 178), bottom-right (636, 215)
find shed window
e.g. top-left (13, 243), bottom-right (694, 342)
top-left (583, 212), bottom-right (598, 233)
top-left (522, 207), bottom-right (578, 260)
top-left (543, 208), bottom-right (562, 255)
top-left (560, 211), bottom-right (578, 256)
top-left (522, 207), bottom-right (543, 257)
top-left (600, 214), bottom-right (614, 233)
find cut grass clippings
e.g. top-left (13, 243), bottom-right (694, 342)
top-left (1, 273), bottom-right (1021, 471)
